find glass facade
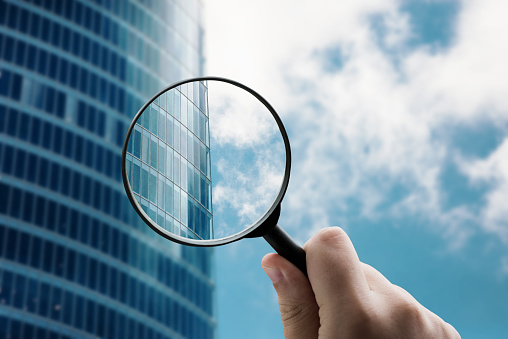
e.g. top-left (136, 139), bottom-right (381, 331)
top-left (0, 0), bottom-right (214, 338)
top-left (126, 82), bottom-right (213, 240)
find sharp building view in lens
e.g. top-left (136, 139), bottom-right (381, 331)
top-left (126, 83), bottom-right (214, 240)
top-left (0, 0), bottom-right (215, 338)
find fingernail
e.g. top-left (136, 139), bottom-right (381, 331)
top-left (262, 266), bottom-right (283, 283)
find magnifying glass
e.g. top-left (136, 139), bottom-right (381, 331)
top-left (122, 77), bottom-right (307, 275)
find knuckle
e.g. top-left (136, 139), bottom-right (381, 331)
top-left (393, 297), bottom-right (429, 333)
top-left (397, 296), bottom-right (422, 319)
top-left (430, 315), bottom-right (462, 338)
top-left (278, 302), bottom-right (306, 323)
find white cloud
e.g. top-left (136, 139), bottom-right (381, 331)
top-left (210, 131), bottom-right (286, 238)
top-left (207, 80), bottom-right (278, 147)
top-left (459, 138), bottom-right (508, 242)
top-left (204, 0), bottom-right (508, 256)
top-left (212, 152), bottom-right (285, 234)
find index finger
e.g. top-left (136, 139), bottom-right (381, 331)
top-left (304, 227), bottom-right (371, 313)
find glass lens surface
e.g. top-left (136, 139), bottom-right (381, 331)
top-left (125, 80), bottom-right (286, 241)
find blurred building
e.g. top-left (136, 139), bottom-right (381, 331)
top-left (0, 0), bottom-right (215, 338)
top-left (125, 81), bottom-right (214, 241)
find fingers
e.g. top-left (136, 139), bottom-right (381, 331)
top-left (304, 227), bottom-right (371, 309)
top-left (303, 227), bottom-right (372, 336)
top-left (261, 253), bottom-right (320, 339)
top-left (264, 227), bottom-right (462, 339)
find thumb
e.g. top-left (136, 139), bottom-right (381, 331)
top-left (261, 253), bottom-right (319, 339)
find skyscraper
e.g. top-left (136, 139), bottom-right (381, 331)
top-left (125, 81), bottom-right (213, 241)
top-left (0, 1), bottom-right (215, 338)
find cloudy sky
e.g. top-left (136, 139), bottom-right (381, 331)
top-left (207, 80), bottom-right (286, 238)
top-left (203, 0), bottom-right (508, 337)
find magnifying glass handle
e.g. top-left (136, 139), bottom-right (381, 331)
top-left (263, 224), bottom-right (307, 277)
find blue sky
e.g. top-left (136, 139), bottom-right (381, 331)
top-left (204, 0), bottom-right (508, 338)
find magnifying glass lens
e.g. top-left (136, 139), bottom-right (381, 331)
top-left (124, 80), bottom-right (287, 242)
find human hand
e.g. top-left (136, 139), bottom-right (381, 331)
top-left (261, 227), bottom-right (460, 338)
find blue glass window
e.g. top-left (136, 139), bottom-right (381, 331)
top-left (3, 37), bottom-right (15, 62)
top-left (10, 72), bottom-right (22, 101)
top-left (15, 40), bottom-right (26, 67)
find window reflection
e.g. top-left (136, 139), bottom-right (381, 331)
top-left (127, 83), bottom-right (213, 239)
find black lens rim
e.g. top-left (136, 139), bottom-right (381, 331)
top-left (121, 76), bottom-right (291, 246)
